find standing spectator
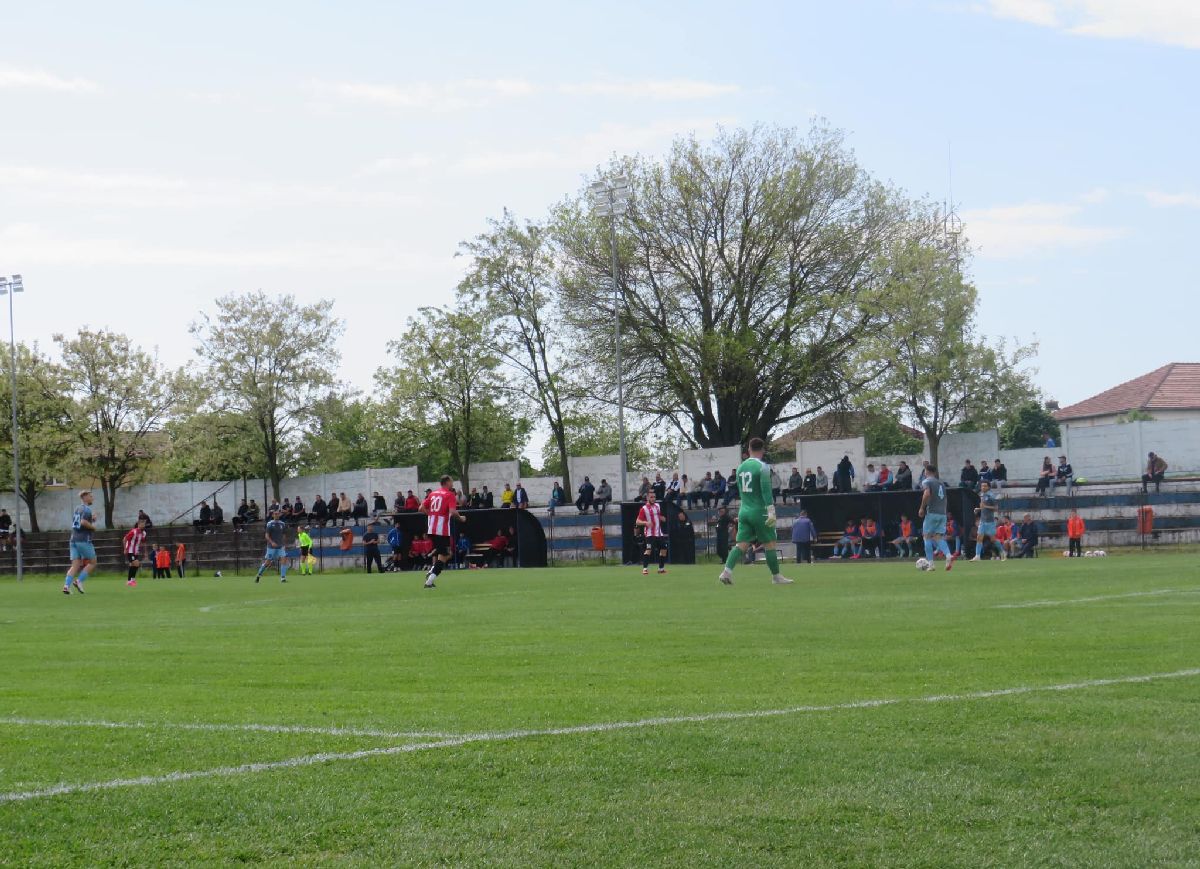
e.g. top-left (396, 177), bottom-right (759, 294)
top-left (785, 467), bottom-right (802, 503)
top-left (362, 523), bottom-right (384, 573)
top-left (1142, 452), bottom-right (1168, 493)
top-left (1067, 509), bottom-right (1086, 557)
top-left (891, 461), bottom-right (913, 491)
top-left (138, 510), bottom-right (154, 529)
top-left (835, 455), bottom-right (855, 493)
top-left (593, 479), bottom-right (612, 513)
top-left (455, 531), bottom-right (471, 568)
top-left (814, 466), bottom-right (829, 494)
top-left (576, 476), bottom-right (595, 513)
top-left (154, 544), bottom-right (172, 579)
top-left (280, 499), bottom-right (293, 526)
top-left (790, 509), bottom-right (816, 563)
top-left (386, 524), bottom-right (404, 570)
top-left (991, 458), bottom-right (1008, 491)
top-left (1053, 455), bottom-right (1074, 496)
top-left (352, 493), bottom-right (369, 525)
top-left (403, 490), bottom-right (420, 511)
top-left (769, 467), bottom-right (783, 503)
top-left (175, 540), bottom-right (187, 578)
top-left (394, 491), bottom-right (406, 513)
top-left (500, 483), bottom-right (515, 508)
top-left (513, 482), bottom-right (529, 510)
top-left (0, 508), bottom-right (11, 550)
top-left (960, 459), bottom-right (979, 492)
top-left (1035, 457), bottom-right (1054, 496)
top-left (715, 506), bottom-right (735, 560)
top-left (1043, 432), bottom-right (1057, 448)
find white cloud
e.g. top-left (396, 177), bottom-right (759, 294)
top-left (357, 155), bottom-right (437, 176)
top-left (962, 198), bottom-right (1126, 257)
top-left (317, 77), bottom-right (739, 110)
top-left (1143, 189), bottom-right (1200, 208)
top-left (0, 166), bottom-right (420, 209)
top-left (1079, 187), bottom-right (1110, 204)
top-left (979, 0), bottom-right (1200, 50)
top-left (0, 67), bottom-right (100, 93)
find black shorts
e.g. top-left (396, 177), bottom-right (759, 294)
top-left (643, 535), bottom-right (667, 549)
top-left (300, 546), bottom-right (311, 558)
top-left (430, 535), bottom-right (451, 557)
top-left (126, 553), bottom-right (139, 565)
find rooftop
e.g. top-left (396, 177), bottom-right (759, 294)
top-left (1055, 363), bottom-right (1200, 421)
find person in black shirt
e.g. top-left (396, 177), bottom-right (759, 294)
top-left (310, 496), bottom-right (328, 527)
top-left (575, 477), bottom-right (595, 513)
top-left (480, 486), bottom-right (495, 508)
top-left (991, 458), bottom-right (1007, 491)
top-left (362, 524), bottom-right (384, 573)
top-left (1052, 455), bottom-right (1074, 496)
top-left (960, 460), bottom-right (979, 492)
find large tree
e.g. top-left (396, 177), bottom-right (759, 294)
top-left (190, 291), bottom-right (343, 499)
top-left (459, 210), bottom-right (582, 492)
top-left (868, 224), bottom-right (1036, 466)
top-left (57, 329), bottom-right (185, 528)
top-left (0, 344), bottom-right (77, 531)
top-left (377, 306), bottom-right (530, 490)
top-left (554, 123), bottom-right (901, 448)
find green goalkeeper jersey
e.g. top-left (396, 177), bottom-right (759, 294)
top-left (735, 457), bottom-right (772, 518)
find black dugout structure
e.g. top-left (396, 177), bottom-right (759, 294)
top-left (620, 502), bottom-right (697, 565)
top-left (385, 507), bottom-right (548, 568)
top-left (799, 488), bottom-right (981, 547)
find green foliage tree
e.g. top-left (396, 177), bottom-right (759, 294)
top-left (537, 412), bottom-right (652, 476)
top-left (553, 123), bottom-right (900, 448)
top-left (1117, 409), bottom-right (1155, 424)
top-left (459, 211), bottom-right (582, 492)
top-left (164, 408), bottom-right (269, 483)
top-left (868, 222), bottom-right (1037, 466)
top-left (377, 306), bottom-right (530, 490)
top-left (190, 291), bottom-right (343, 499)
top-left (863, 417), bottom-right (923, 457)
top-left (999, 402), bottom-right (1062, 449)
top-left (56, 329), bottom-right (185, 528)
top-left (0, 344), bottom-right (76, 531)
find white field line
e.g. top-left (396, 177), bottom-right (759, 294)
top-left (3, 667), bottom-right (1198, 805)
top-left (993, 588), bottom-right (1200, 609)
top-left (198, 597), bottom-right (286, 613)
top-left (0, 717), bottom-right (459, 741)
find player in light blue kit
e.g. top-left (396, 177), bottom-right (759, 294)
top-left (918, 465), bottom-right (958, 571)
top-left (64, 490), bottom-right (97, 594)
top-left (255, 510), bottom-right (290, 583)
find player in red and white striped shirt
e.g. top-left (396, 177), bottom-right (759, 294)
top-left (635, 491), bottom-right (668, 575)
top-left (122, 518), bottom-right (147, 587)
top-left (419, 476), bottom-right (467, 589)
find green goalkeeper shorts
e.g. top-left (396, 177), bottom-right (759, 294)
top-left (736, 514), bottom-right (775, 544)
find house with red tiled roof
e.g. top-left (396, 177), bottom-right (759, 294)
top-left (1055, 363), bottom-right (1200, 429)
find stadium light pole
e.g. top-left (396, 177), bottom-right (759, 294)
top-left (0, 274), bottom-right (24, 581)
top-left (588, 177), bottom-right (632, 501)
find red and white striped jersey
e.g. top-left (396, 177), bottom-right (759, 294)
top-left (423, 488), bottom-right (458, 537)
top-left (637, 502), bottom-right (665, 537)
top-left (123, 527), bottom-right (146, 556)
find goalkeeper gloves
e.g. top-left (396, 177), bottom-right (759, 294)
top-left (765, 505), bottom-right (777, 528)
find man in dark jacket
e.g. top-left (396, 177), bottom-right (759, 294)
top-left (576, 477), bottom-right (595, 513)
top-left (891, 461), bottom-right (913, 491)
top-left (790, 510), bottom-right (817, 564)
top-left (1017, 514), bottom-right (1039, 558)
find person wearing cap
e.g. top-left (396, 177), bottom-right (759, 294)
top-left (1052, 455), bottom-right (1074, 496)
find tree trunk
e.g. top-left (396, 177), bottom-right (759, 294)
top-left (926, 432), bottom-right (941, 469)
top-left (20, 482), bottom-right (39, 532)
top-left (101, 477), bottom-right (117, 529)
top-left (554, 425), bottom-right (571, 494)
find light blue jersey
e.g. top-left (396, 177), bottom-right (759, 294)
top-left (70, 505), bottom-right (94, 543)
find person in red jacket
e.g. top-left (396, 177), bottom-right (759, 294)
top-left (1067, 509), bottom-right (1086, 557)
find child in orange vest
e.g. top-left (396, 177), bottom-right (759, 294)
top-left (1067, 510), bottom-right (1086, 557)
top-left (154, 545), bottom-right (171, 578)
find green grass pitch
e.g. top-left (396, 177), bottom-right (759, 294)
top-left (2, 554), bottom-right (1199, 866)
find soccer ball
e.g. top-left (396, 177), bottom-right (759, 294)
top-left (1095, 550), bottom-right (1107, 557)
top-left (915, 558), bottom-right (931, 571)
top-left (1084, 551), bottom-right (1094, 558)
top-left (214, 570), bottom-right (223, 577)
top-left (1063, 550), bottom-right (1071, 557)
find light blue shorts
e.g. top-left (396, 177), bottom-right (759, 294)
top-left (922, 513), bottom-right (947, 536)
top-left (978, 522), bottom-right (997, 537)
top-left (69, 541), bottom-right (96, 561)
top-left (264, 546), bottom-right (286, 562)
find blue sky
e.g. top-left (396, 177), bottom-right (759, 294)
top-left (1, 0), bottom-right (1196, 421)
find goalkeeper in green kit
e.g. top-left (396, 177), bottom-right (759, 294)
top-left (719, 437), bottom-right (794, 586)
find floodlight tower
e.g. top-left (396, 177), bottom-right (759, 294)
top-left (0, 274), bottom-right (24, 581)
top-left (588, 176), bottom-right (632, 502)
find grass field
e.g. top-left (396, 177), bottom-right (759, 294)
top-left (2, 554), bottom-right (1200, 866)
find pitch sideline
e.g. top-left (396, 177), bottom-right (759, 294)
top-left (992, 588), bottom-right (1200, 609)
top-left (3, 667), bottom-right (1199, 805)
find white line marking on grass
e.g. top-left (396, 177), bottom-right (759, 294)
top-left (993, 588), bottom-right (1200, 609)
top-left (4, 667), bottom-right (1198, 804)
top-left (198, 597), bottom-right (287, 613)
top-left (0, 717), bottom-right (459, 741)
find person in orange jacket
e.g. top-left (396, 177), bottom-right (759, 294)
top-left (1067, 510), bottom-right (1086, 557)
top-left (175, 541), bottom-right (187, 578)
top-left (154, 545), bottom-right (172, 578)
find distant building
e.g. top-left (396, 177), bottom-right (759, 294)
top-left (771, 411), bottom-right (923, 453)
top-left (1055, 363), bottom-right (1200, 429)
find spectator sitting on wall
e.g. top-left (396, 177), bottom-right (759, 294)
top-left (499, 483), bottom-right (514, 508)
top-left (978, 460), bottom-right (993, 488)
top-left (1035, 457), bottom-right (1054, 496)
top-left (877, 464), bottom-right (891, 490)
top-left (636, 476), bottom-right (651, 503)
top-left (480, 486), bottom-right (494, 508)
top-left (0, 508), bottom-right (11, 550)
top-left (1143, 451), bottom-right (1168, 493)
top-left (960, 459), bottom-right (979, 492)
top-left (352, 493), bottom-right (369, 524)
top-left (719, 470), bottom-right (736, 506)
top-left (991, 458), bottom-right (1007, 490)
top-left (686, 477), bottom-right (704, 509)
top-left (393, 491), bottom-right (405, 514)
top-left (1053, 455), bottom-right (1074, 495)
top-left (310, 495), bottom-right (328, 527)
top-left (513, 482), bottom-right (529, 510)
top-left (576, 476), bottom-right (595, 513)
top-left (666, 472), bottom-right (682, 505)
top-left (698, 472), bottom-right (715, 508)
top-left (287, 498), bottom-right (300, 525)
top-left (785, 467), bottom-right (803, 503)
top-left (593, 479), bottom-right (612, 512)
top-left (280, 500), bottom-right (293, 525)
top-left (372, 491), bottom-right (387, 517)
top-left (233, 499), bottom-right (250, 531)
top-left (802, 468), bottom-right (817, 495)
top-left (652, 473), bottom-right (667, 502)
top-left (212, 501), bottom-right (225, 527)
top-left (891, 461), bottom-right (913, 491)
top-left (196, 500), bottom-right (212, 529)
top-left (814, 466), bottom-right (828, 494)
top-left (547, 482), bottom-right (565, 514)
top-left (138, 509), bottom-right (154, 529)
top-left (336, 492), bottom-right (351, 525)
top-left (246, 500), bottom-right (261, 522)
top-left (864, 464), bottom-right (881, 492)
